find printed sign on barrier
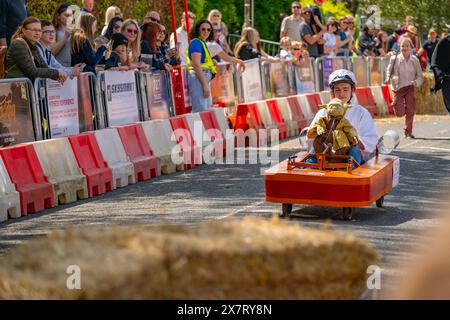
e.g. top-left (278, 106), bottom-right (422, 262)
top-left (0, 80), bottom-right (35, 147)
top-left (351, 57), bottom-right (369, 87)
top-left (294, 59), bottom-right (315, 94)
top-left (211, 63), bottom-right (236, 108)
top-left (269, 61), bottom-right (292, 97)
top-left (46, 78), bottom-right (79, 138)
top-left (369, 57), bottom-right (382, 86)
top-left (322, 57), bottom-right (346, 90)
top-left (181, 68), bottom-right (192, 110)
top-left (242, 59), bottom-right (263, 102)
top-left (104, 70), bottom-right (140, 126)
top-left (144, 71), bottom-right (171, 119)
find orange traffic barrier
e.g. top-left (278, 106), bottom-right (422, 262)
top-left (199, 110), bottom-right (232, 158)
top-left (116, 124), bottom-right (161, 181)
top-left (355, 87), bottom-right (379, 117)
top-left (68, 133), bottom-right (113, 197)
top-left (381, 85), bottom-right (395, 115)
top-left (0, 144), bottom-right (54, 216)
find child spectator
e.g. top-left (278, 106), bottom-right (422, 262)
top-left (52, 3), bottom-right (75, 67)
top-left (104, 33), bottom-right (134, 71)
top-left (279, 37), bottom-right (294, 59)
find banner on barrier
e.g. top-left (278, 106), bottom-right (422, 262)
top-left (0, 80), bottom-right (35, 147)
top-left (242, 59), bottom-right (263, 102)
top-left (46, 78), bottom-right (79, 138)
top-left (104, 70), bottom-right (140, 126)
top-left (294, 60), bottom-right (315, 94)
top-left (144, 71), bottom-right (171, 119)
top-left (211, 63), bottom-right (236, 108)
top-left (181, 68), bottom-right (192, 110)
top-left (322, 57), bottom-right (346, 90)
top-left (263, 61), bottom-right (292, 98)
top-left (77, 74), bottom-right (95, 133)
top-left (351, 57), bottom-right (369, 87)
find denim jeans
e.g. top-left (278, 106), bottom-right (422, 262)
top-left (305, 146), bottom-right (365, 168)
top-left (188, 69), bottom-right (212, 113)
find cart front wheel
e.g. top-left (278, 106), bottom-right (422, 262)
top-left (376, 196), bottom-right (385, 208)
top-left (342, 207), bottom-right (353, 221)
top-left (281, 203), bottom-right (293, 218)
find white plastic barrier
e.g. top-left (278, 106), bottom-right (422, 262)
top-left (256, 101), bottom-right (279, 142)
top-left (296, 95), bottom-right (315, 121)
top-left (0, 157), bottom-right (21, 221)
top-left (33, 138), bottom-right (88, 206)
top-left (140, 120), bottom-right (184, 174)
top-left (184, 113), bottom-right (209, 163)
top-left (94, 128), bottom-right (136, 189)
top-left (273, 97), bottom-right (299, 137)
top-left (212, 108), bottom-right (235, 153)
top-left (371, 86), bottom-right (389, 116)
top-left (319, 91), bottom-right (331, 104)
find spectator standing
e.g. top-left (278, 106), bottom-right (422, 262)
top-left (81, 0), bottom-right (94, 14)
top-left (186, 20), bottom-right (216, 112)
top-left (170, 11), bottom-right (196, 65)
top-left (310, 0), bottom-right (325, 55)
top-left (431, 31), bottom-right (450, 114)
top-left (101, 6), bottom-right (122, 36)
top-left (279, 37), bottom-right (294, 59)
top-left (419, 28), bottom-right (439, 66)
top-left (52, 3), bottom-right (75, 67)
top-left (207, 9), bottom-right (233, 56)
top-left (375, 31), bottom-right (389, 57)
top-left (121, 19), bottom-right (142, 64)
top-left (336, 17), bottom-right (351, 56)
top-left (95, 16), bottom-right (123, 47)
top-left (4, 17), bottom-right (66, 83)
top-left (234, 27), bottom-right (278, 62)
top-left (299, 7), bottom-right (325, 59)
top-left (280, 2), bottom-right (304, 42)
top-left (71, 13), bottom-right (107, 73)
top-left (291, 41), bottom-right (310, 67)
top-left (38, 20), bottom-right (82, 78)
top-left (396, 25), bottom-right (419, 53)
top-left (143, 11), bottom-right (161, 25)
top-left (358, 22), bottom-right (377, 56)
top-left (387, 29), bottom-right (403, 52)
top-left (141, 22), bottom-right (179, 71)
top-left (386, 38), bottom-right (424, 138)
top-left (0, 0), bottom-right (29, 46)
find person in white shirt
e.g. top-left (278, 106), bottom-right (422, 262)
top-left (307, 69), bottom-right (378, 164)
top-left (280, 1), bottom-right (304, 42)
top-left (170, 11), bottom-right (196, 65)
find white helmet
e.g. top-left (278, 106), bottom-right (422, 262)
top-left (328, 69), bottom-right (357, 88)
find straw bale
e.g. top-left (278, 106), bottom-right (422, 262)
top-left (415, 73), bottom-right (448, 115)
top-left (0, 217), bottom-right (378, 299)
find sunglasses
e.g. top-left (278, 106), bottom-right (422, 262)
top-left (201, 28), bottom-right (211, 32)
top-left (160, 30), bottom-right (166, 34)
top-left (292, 6), bottom-right (300, 9)
top-left (150, 17), bottom-right (161, 24)
top-left (127, 28), bottom-right (138, 34)
top-left (213, 29), bottom-right (221, 33)
top-left (293, 48), bottom-right (301, 50)
top-left (113, 24), bottom-right (121, 29)
top-left (303, 11), bottom-right (311, 15)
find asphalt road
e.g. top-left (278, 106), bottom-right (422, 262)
top-left (1, 115), bottom-right (450, 298)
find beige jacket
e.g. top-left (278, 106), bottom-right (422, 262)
top-left (386, 52), bottom-right (424, 91)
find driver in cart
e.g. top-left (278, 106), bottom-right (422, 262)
top-left (305, 69), bottom-right (379, 165)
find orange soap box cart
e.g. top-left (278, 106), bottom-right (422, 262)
top-left (264, 151), bottom-right (400, 220)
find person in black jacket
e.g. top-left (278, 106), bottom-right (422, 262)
top-left (0, 0), bottom-right (29, 46)
top-left (431, 31), bottom-right (450, 114)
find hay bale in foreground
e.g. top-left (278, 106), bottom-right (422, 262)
top-left (416, 73), bottom-right (448, 115)
top-left (0, 217), bottom-right (378, 299)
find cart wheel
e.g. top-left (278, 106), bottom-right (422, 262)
top-left (342, 207), bottom-right (353, 221)
top-left (376, 196), bottom-right (385, 208)
top-left (280, 204), bottom-right (293, 218)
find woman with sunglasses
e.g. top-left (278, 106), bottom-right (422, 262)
top-left (207, 9), bottom-right (233, 57)
top-left (336, 17), bottom-right (353, 57)
top-left (5, 17), bottom-right (67, 84)
top-left (71, 13), bottom-right (108, 74)
top-left (52, 3), bottom-right (75, 67)
top-left (141, 22), bottom-right (179, 72)
top-left (95, 16), bottom-right (123, 47)
top-left (120, 19), bottom-right (144, 66)
top-left (187, 20), bottom-right (216, 112)
top-left (101, 6), bottom-right (122, 36)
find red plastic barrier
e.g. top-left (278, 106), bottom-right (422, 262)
top-left (0, 144), bottom-right (55, 215)
top-left (304, 93), bottom-right (322, 115)
top-left (355, 87), bottom-right (379, 117)
top-left (199, 110), bottom-right (229, 157)
top-left (265, 100), bottom-right (288, 140)
top-left (381, 85), bottom-right (395, 115)
top-left (68, 133), bottom-right (113, 197)
top-left (170, 116), bottom-right (202, 169)
top-left (233, 103), bottom-right (251, 132)
top-left (116, 124), bottom-right (160, 181)
top-left (286, 96), bottom-right (308, 130)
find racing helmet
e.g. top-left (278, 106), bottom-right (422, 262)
top-left (328, 69), bottom-right (357, 89)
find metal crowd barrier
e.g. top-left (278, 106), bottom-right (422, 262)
top-left (0, 77), bottom-right (41, 146)
top-left (138, 69), bottom-right (174, 120)
top-left (210, 62), bottom-right (237, 112)
top-left (34, 73), bottom-right (98, 139)
top-left (234, 58), bottom-right (264, 103)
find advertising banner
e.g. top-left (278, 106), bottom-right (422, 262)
top-left (144, 71), bottom-right (171, 119)
top-left (104, 70), bottom-right (140, 126)
top-left (211, 63), bottom-right (236, 108)
top-left (242, 59), bottom-right (263, 102)
top-left (294, 59), bottom-right (316, 94)
top-left (0, 81), bottom-right (35, 147)
top-left (323, 57), bottom-right (346, 90)
top-left (46, 78), bottom-right (79, 138)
